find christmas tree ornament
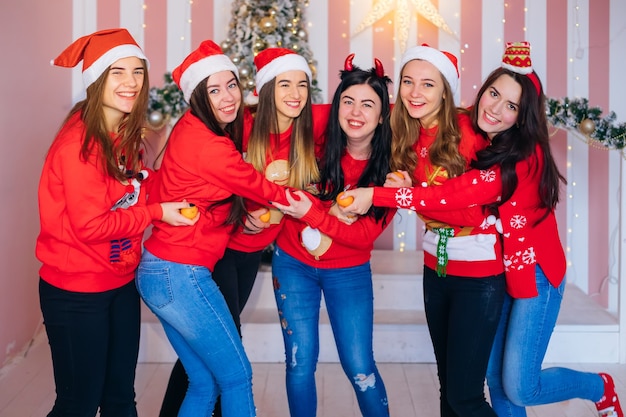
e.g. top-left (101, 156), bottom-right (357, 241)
top-left (252, 39), bottom-right (268, 54)
top-left (220, 39), bottom-right (231, 52)
top-left (238, 63), bottom-right (252, 79)
top-left (147, 110), bottom-right (166, 129)
top-left (258, 16), bottom-right (277, 34)
top-left (579, 118), bottom-right (596, 135)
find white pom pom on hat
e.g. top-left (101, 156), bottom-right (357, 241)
top-left (52, 28), bottom-right (149, 89)
top-left (172, 40), bottom-right (239, 103)
top-left (399, 43), bottom-right (459, 94)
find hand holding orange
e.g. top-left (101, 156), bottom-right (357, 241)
top-left (180, 205), bottom-right (199, 219)
top-left (259, 209), bottom-right (271, 223)
top-left (392, 171), bottom-right (404, 180)
top-left (336, 191), bottom-right (354, 208)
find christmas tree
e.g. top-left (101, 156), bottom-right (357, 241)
top-left (219, 0), bottom-right (322, 102)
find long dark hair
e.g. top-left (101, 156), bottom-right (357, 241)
top-left (470, 67), bottom-right (566, 223)
top-left (319, 63), bottom-right (393, 223)
top-left (188, 73), bottom-right (248, 229)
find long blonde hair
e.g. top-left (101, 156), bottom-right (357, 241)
top-left (246, 77), bottom-right (319, 189)
top-left (389, 62), bottom-right (466, 180)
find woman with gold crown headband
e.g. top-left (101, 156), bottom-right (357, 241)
top-left (271, 54), bottom-right (394, 416)
top-left (343, 42), bottom-right (623, 417)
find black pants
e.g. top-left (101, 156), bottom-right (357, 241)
top-left (423, 266), bottom-right (505, 417)
top-left (39, 278), bottom-right (140, 417)
top-left (159, 248), bottom-right (263, 417)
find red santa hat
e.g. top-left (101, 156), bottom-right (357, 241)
top-left (399, 43), bottom-right (459, 94)
top-left (254, 48), bottom-right (312, 95)
top-left (172, 40), bottom-right (239, 103)
top-left (52, 28), bottom-right (148, 89)
top-left (501, 41), bottom-right (541, 95)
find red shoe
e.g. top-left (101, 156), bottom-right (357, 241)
top-left (596, 373), bottom-right (623, 417)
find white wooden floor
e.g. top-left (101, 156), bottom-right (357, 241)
top-left (1, 329), bottom-right (624, 417)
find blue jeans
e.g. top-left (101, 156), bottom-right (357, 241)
top-left (486, 266), bottom-right (604, 416)
top-left (423, 266), bottom-right (505, 417)
top-left (272, 246), bottom-right (389, 417)
top-left (136, 249), bottom-right (256, 417)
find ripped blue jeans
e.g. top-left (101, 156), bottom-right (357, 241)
top-left (272, 246), bottom-right (389, 417)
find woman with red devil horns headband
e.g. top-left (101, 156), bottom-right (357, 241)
top-left (271, 55), bottom-right (394, 417)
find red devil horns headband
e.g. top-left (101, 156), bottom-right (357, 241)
top-left (344, 53), bottom-right (385, 78)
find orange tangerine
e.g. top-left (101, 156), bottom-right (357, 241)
top-left (259, 210), bottom-right (271, 223)
top-left (336, 192), bottom-right (354, 207)
top-left (392, 171), bottom-right (404, 180)
top-left (180, 205), bottom-right (199, 219)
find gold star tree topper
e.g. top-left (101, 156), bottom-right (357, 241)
top-left (353, 0), bottom-right (454, 52)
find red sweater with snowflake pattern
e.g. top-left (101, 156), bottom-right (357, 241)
top-left (144, 111), bottom-right (289, 271)
top-left (399, 113), bottom-right (503, 278)
top-left (276, 152), bottom-right (396, 268)
top-left (36, 112), bottom-right (163, 292)
top-left (373, 144), bottom-right (565, 298)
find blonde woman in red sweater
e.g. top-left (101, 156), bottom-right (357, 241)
top-left (37, 29), bottom-right (196, 417)
top-left (342, 42), bottom-right (623, 417)
top-left (342, 44), bottom-right (504, 417)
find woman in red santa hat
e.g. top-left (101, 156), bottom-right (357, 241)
top-left (135, 40), bottom-right (292, 417)
top-left (37, 28), bottom-right (197, 417)
top-left (342, 42), bottom-right (623, 417)
top-left (344, 43), bottom-right (504, 417)
top-left (157, 47), bottom-right (330, 417)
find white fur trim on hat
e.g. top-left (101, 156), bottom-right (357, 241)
top-left (400, 45), bottom-right (459, 94)
top-left (255, 54), bottom-right (312, 94)
top-left (178, 54), bottom-right (238, 103)
top-left (82, 44), bottom-right (148, 88)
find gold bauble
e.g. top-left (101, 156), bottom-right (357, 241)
top-left (309, 63), bottom-right (317, 79)
top-left (258, 16), bottom-right (277, 34)
top-left (579, 118), bottom-right (596, 135)
top-left (238, 64), bottom-right (252, 79)
top-left (147, 111), bottom-right (168, 130)
top-left (252, 39), bottom-right (267, 54)
top-left (220, 39), bottom-right (231, 52)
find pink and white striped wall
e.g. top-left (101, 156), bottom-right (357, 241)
top-left (71, 0), bottom-right (626, 315)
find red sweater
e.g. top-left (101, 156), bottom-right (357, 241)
top-left (276, 152), bottom-right (396, 268)
top-left (36, 112), bottom-right (163, 292)
top-left (374, 145), bottom-right (565, 298)
top-left (400, 113), bottom-right (502, 277)
top-left (228, 105), bottom-right (330, 253)
top-left (144, 111), bottom-right (289, 271)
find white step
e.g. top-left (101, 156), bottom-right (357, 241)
top-left (139, 250), bottom-right (620, 364)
